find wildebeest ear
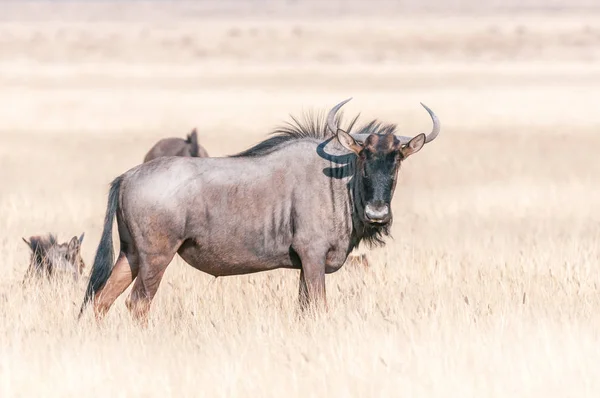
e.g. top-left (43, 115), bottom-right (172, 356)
top-left (400, 133), bottom-right (426, 159)
top-left (68, 236), bottom-right (80, 251)
top-left (79, 232), bottom-right (85, 244)
top-left (22, 237), bottom-right (32, 250)
top-left (337, 129), bottom-right (362, 155)
top-left (187, 128), bottom-right (198, 143)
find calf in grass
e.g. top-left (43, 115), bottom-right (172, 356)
top-left (23, 233), bottom-right (85, 282)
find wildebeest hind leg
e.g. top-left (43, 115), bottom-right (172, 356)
top-left (93, 251), bottom-right (138, 320)
top-left (125, 250), bottom-right (177, 326)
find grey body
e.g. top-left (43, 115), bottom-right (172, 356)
top-left (143, 129), bottom-right (209, 163)
top-left (130, 139), bottom-right (353, 276)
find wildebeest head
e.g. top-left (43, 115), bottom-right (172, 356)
top-left (327, 98), bottom-right (440, 225)
top-left (22, 233), bottom-right (86, 280)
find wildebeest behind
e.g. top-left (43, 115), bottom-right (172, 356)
top-left (143, 128), bottom-right (209, 163)
top-left (22, 233), bottom-right (85, 282)
top-left (79, 98), bottom-right (441, 323)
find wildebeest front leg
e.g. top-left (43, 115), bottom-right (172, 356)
top-left (297, 254), bottom-right (327, 312)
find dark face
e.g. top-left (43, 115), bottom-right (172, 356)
top-left (337, 131), bottom-right (426, 225)
top-left (358, 134), bottom-right (402, 224)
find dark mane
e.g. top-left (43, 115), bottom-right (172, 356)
top-left (230, 110), bottom-right (366, 158)
top-left (355, 120), bottom-right (399, 137)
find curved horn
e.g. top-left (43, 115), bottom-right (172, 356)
top-left (395, 102), bottom-right (441, 144)
top-left (326, 98), bottom-right (372, 143)
top-left (326, 98), bottom-right (352, 134)
top-left (420, 102), bottom-right (440, 143)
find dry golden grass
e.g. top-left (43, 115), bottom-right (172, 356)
top-left (1, 2), bottom-right (600, 397)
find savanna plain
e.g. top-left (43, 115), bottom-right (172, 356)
top-left (1, 2), bottom-right (600, 397)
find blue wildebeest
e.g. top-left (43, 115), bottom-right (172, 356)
top-left (79, 99), bottom-right (440, 323)
top-left (143, 128), bottom-right (209, 163)
top-left (23, 233), bottom-right (85, 282)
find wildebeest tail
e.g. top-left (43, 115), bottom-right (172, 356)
top-left (187, 128), bottom-right (199, 157)
top-left (78, 176), bottom-right (122, 318)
